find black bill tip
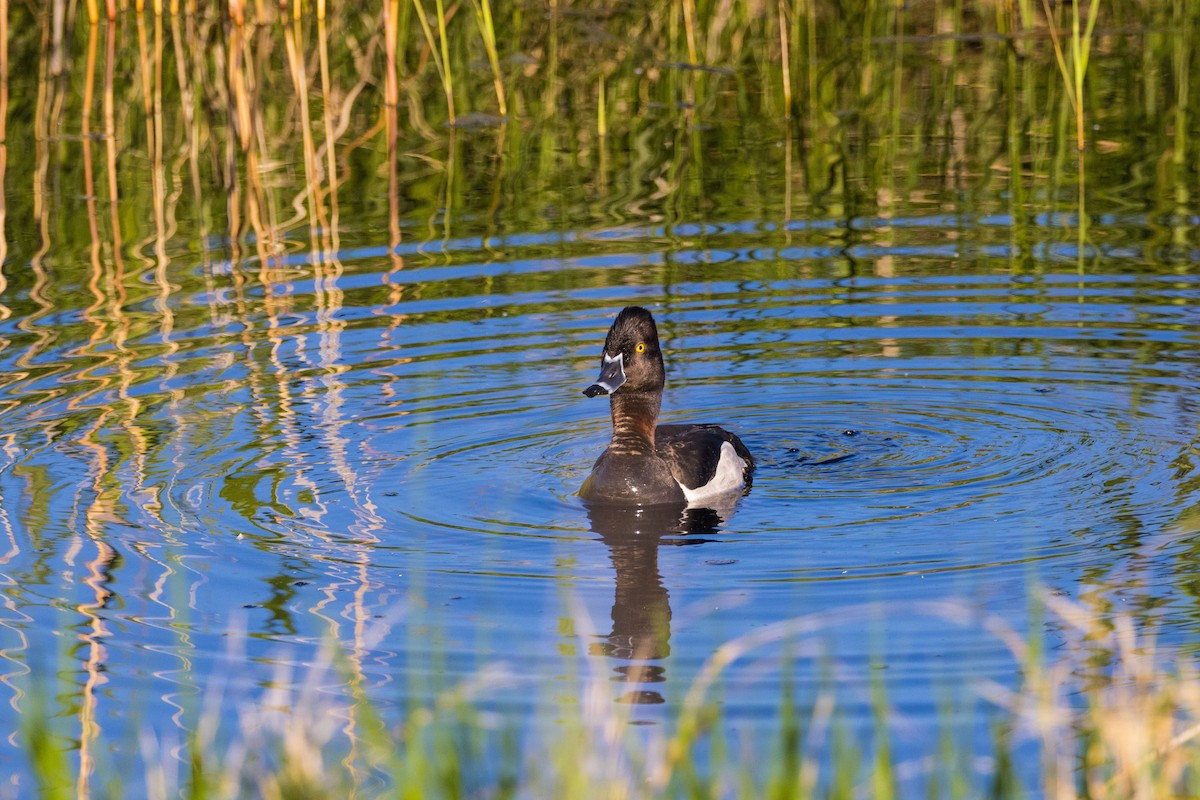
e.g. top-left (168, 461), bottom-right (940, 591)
top-left (583, 384), bottom-right (609, 398)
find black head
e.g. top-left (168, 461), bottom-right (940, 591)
top-left (583, 306), bottom-right (666, 397)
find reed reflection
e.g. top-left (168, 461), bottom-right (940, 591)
top-left (585, 502), bottom-right (728, 706)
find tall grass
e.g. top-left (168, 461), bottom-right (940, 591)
top-left (1038, 0), bottom-right (1102, 268)
top-left (16, 596), bottom-right (1200, 798)
top-left (1040, 0), bottom-right (1101, 152)
top-left (7, 0), bottom-right (1194, 264)
top-left (470, 0), bottom-right (505, 118)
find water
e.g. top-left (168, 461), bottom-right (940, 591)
top-left (1, 3), bottom-right (1199, 794)
top-left (6, 215), bottom-right (1198, 781)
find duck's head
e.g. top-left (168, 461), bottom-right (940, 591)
top-left (583, 306), bottom-right (666, 397)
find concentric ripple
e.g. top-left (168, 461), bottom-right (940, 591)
top-left (2, 214), bottom-right (1199, 783)
top-left (362, 252), bottom-right (1196, 570)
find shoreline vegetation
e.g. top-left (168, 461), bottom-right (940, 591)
top-left (5, 1), bottom-right (1199, 797)
top-left (22, 594), bottom-right (1200, 798)
top-left (6, 0), bottom-right (1195, 272)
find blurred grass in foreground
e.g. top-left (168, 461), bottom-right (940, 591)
top-left (18, 595), bottom-right (1200, 799)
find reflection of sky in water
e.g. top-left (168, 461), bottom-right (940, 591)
top-left (3, 206), bottom-right (1196, 793)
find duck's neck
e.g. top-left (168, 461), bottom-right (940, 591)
top-left (609, 391), bottom-right (662, 452)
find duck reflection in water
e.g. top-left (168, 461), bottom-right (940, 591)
top-left (584, 501), bottom-right (732, 706)
top-left (579, 306), bottom-right (754, 705)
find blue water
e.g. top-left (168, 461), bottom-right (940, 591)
top-left (1, 199), bottom-right (1197, 791)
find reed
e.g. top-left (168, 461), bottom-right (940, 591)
top-left (410, 0), bottom-right (455, 124)
top-left (470, 0), bottom-right (506, 117)
top-left (1039, 0), bottom-right (1101, 152)
top-left (2, 2), bottom-right (1186, 470)
top-left (0, 0), bottom-right (8, 304)
top-left (1026, 0), bottom-right (1102, 271)
top-left (9, 0), bottom-right (1178, 263)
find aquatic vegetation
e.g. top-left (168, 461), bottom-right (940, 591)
top-left (6, 0), bottom-right (1196, 259)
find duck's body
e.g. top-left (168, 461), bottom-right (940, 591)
top-left (579, 307), bottom-right (754, 507)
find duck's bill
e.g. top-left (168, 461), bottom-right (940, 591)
top-left (583, 352), bottom-right (626, 397)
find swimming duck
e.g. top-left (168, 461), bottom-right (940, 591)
top-left (580, 306), bottom-right (754, 506)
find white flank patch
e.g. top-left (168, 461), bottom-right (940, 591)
top-left (679, 441), bottom-right (746, 504)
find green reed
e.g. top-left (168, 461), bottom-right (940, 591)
top-left (410, 0), bottom-right (455, 124)
top-left (470, 0), bottom-right (505, 117)
top-left (1039, 0), bottom-right (1101, 153)
top-left (1038, 0), bottom-right (1102, 266)
top-left (8, 0), bottom-right (1195, 266)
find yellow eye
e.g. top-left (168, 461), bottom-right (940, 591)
top-left (635, 342), bottom-right (646, 353)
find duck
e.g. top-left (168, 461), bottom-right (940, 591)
top-left (579, 306), bottom-right (754, 506)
